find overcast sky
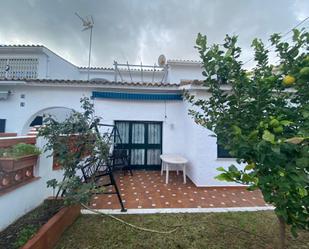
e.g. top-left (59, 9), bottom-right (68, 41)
top-left (0, 0), bottom-right (308, 68)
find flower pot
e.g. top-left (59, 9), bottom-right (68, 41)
top-left (0, 155), bottom-right (38, 172)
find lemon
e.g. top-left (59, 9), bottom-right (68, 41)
top-left (300, 67), bottom-right (309, 77)
top-left (273, 126), bottom-right (283, 134)
top-left (270, 119), bottom-right (280, 128)
top-left (265, 75), bottom-right (276, 84)
top-left (282, 75), bottom-right (296, 86)
top-left (304, 56), bottom-right (309, 64)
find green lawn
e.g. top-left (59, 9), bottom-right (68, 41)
top-left (56, 211), bottom-right (309, 249)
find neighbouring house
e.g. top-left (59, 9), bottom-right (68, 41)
top-left (0, 45), bottom-right (243, 230)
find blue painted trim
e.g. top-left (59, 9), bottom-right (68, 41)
top-left (92, 91), bottom-right (183, 101)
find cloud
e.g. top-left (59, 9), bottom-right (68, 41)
top-left (0, 0), bottom-right (308, 68)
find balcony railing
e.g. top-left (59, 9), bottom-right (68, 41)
top-left (0, 58), bottom-right (38, 79)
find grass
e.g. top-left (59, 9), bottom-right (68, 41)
top-left (55, 211), bottom-right (309, 249)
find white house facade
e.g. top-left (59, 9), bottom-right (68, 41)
top-left (0, 45), bottom-right (244, 229)
top-left (0, 45), bottom-right (241, 186)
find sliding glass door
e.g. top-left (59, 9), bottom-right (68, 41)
top-left (115, 121), bottom-right (162, 169)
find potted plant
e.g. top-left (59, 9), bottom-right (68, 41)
top-left (0, 143), bottom-right (40, 172)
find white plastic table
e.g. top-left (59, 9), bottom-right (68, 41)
top-left (160, 154), bottom-right (188, 184)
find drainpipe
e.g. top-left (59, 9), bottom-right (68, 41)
top-left (45, 55), bottom-right (50, 78)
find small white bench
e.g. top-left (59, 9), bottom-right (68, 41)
top-left (160, 154), bottom-right (188, 184)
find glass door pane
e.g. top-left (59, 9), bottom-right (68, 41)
top-left (132, 123), bottom-right (145, 144)
top-left (131, 149), bottom-right (145, 165)
top-left (148, 123), bottom-right (161, 144)
top-left (115, 122), bottom-right (129, 144)
top-left (147, 149), bottom-right (161, 165)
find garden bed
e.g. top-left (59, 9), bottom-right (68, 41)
top-left (56, 211), bottom-right (309, 249)
top-left (0, 199), bottom-right (65, 249)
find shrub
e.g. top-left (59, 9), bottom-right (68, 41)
top-left (0, 143), bottom-right (40, 158)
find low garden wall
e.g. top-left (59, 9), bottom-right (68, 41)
top-left (22, 205), bottom-right (80, 249)
top-left (0, 136), bottom-right (64, 231)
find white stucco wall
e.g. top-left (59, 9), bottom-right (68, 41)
top-left (43, 49), bottom-right (80, 80)
top-left (93, 98), bottom-right (186, 155)
top-left (181, 91), bottom-right (244, 187)
top-left (0, 85), bottom-right (91, 134)
top-left (0, 84), bottom-right (242, 188)
top-left (168, 63), bottom-right (204, 83)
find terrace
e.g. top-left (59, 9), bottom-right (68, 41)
top-left (89, 170), bottom-right (268, 212)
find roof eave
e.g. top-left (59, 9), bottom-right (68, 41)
top-left (0, 79), bottom-right (180, 92)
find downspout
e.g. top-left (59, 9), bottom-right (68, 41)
top-left (45, 54), bottom-right (50, 78)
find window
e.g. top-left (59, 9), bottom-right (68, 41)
top-left (0, 119), bottom-right (6, 132)
top-left (217, 144), bottom-right (232, 158)
top-left (0, 58), bottom-right (38, 79)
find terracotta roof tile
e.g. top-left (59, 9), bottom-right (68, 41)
top-left (167, 59), bottom-right (202, 64)
top-left (78, 66), bottom-right (114, 71)
top-left (0, 44), bottom-right (44, 48)
top-left (78, 67), bottom-right (164, 72)
top-left (0, 78), bottom-right (179, 88)
top-left (180, 79), bottom-right (203, 86)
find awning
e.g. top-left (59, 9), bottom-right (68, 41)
top-left (92, 91), bottom-right (183, 101)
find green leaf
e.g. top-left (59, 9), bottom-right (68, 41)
top-left (296, 158), bottom-right (309, 168)
top-left (271, 145), bottom-right (280, 154)
top-left (248, 130), bottom-right (259, 139)
top-left (216, 167), bottom-right (226, 172)
top-left (262, 130), bottom-right (275, 143)
top-left (242, 174), bottom-right (255, 183)
top-left (232, 125), bottom-right (242, 135)
top-left (302, 110), bottom-right (309, 118)
top-left (298, 188), bottom-right (308, 198)
top-left (225, 48), bottom-right (232, 57)
top-left (47, 179), bottom-right (58, 188)
top-left (247, 185), bottom-right (258, 191)
top-left (228, 165), bottom-right (238, 172)
top-left (215, 173), bottom-right (233, 182)
top-left (280, 120), bottom-right (293, 126)
top-left (244, 163), bottom-right (256, 171)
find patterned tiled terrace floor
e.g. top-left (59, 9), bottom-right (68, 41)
top-left (91, 170), bottom-right (267, 210)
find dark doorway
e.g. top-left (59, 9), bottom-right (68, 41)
top-left (30, 116), bottom-right (43, 126)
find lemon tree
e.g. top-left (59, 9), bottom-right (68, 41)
top-left (187, 29), bottom-right (309, 249)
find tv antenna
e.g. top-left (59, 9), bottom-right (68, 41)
top-left (75, 12), bottom-right (94, 80)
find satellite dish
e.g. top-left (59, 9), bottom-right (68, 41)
top-left (158, 54), bottom-right (166, 67)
